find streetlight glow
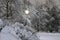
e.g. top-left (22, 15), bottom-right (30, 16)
top-left (25, 10), bottom-right (29, 14)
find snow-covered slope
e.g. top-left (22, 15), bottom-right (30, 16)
top-left (0, 19), bottom-right (39, 40)
top-left (0, 33), bottom-right (20, 40)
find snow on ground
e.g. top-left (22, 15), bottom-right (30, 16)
top-left (0, 19), bottom-right (60, 40)
top-left (36, 32), bottom-right (60, 40)
top-left (0, 19), bottom-right (39, 40)
top-left (0, 33), bottom-right (21, 40)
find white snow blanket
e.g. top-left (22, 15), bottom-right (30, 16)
top-left (0, 33), bottom-right (21, 40)
top-left (36, 32), bottom-right (60, 40)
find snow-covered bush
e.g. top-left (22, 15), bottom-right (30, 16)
top-left (0, 22), bottom-right (39, 40)
top-left (0, 19), bottom-right (5, 32)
